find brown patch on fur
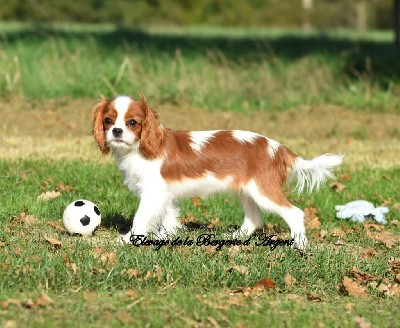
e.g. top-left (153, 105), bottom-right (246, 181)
top-left (160, 130), bottom-right (297, 205)
top-left (92, 99), bottom-right (112, 154)
top-left (138, 105), bottom-right (164, 159)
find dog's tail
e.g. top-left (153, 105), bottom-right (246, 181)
top-left (288, 153), bottom-right (344, 194)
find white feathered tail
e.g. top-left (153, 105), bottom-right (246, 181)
top-left (289, 153), bottom-right (344, 193)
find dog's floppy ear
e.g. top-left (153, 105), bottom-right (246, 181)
top-left (92, 98), bottom-right (111, 155)
top-left (139, 100), bottom-right (163, 159)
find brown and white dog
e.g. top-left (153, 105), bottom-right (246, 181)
top-left (92, 94), bottom-right (343, 249)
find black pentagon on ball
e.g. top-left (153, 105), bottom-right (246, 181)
top-left (80, 215), bottom-right (91, 226)
top-left (74, 200), bottom-right (85, 207)
top-left (94, 206), bottom-right (100, 215)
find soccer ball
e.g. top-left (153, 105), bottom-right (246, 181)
top-left (62, 200), bottom-right (101, 235)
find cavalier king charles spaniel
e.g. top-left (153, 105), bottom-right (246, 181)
top-left (92, 94), bottom-right (343, 249)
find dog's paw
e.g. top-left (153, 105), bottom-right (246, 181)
top-left (117, 232), bottom-right (133, 245)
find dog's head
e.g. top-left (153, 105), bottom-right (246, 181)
top-left (92, 94), bottom-right (163, 158)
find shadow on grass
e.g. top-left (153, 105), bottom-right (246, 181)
top-left (3, 24), bottom-right (400, 84)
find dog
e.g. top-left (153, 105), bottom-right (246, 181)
top-left (92, 94), bottom-right (343, 249)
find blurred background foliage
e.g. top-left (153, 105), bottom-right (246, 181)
top-left (0, 0), bottom-right (394, 30)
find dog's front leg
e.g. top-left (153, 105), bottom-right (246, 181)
top-left (120, 191), bottom-right (169, 244)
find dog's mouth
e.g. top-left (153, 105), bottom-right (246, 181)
top-left (109, 138), bottom-right (133, 147)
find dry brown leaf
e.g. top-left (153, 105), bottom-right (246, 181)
top-left (228, 265), bottom-right (249, 275)
top-left (330, 182), bottom-right (346, 192)
top-left (342, 276), bottom-right (368, 298)
top-left (351, 267), bottom-right (380, 283)
top-left (12, 247), bottom-right (22, 256)
top-left (143, 270), bottom-right (152, 281)
top-left (331, 228), bottom-right (347, 237)
top-left (192, 196), bottom-right (202, 207)
top-left (14, 212), bottom-right (36, 225)
top-left (44, 237), bottom-right (62, 248)
top-left (207, 217), bottom-right (220, 228)
top-left (37, 190), bottom-right (61, 201)
top-left (304, 207), bottom-right (321, 229)
top-left (93, 247), bottom-right (117, 266)
top-left (181, 215), bottom-right (195, 224)
top-left (126, 290), bottom-right (136, 298)
top-left (22, 299), bottom-right (36, 309)
top-left (338, 173), bottom-right (351, 182)
top-left (1, 299), bottom-right (21, 309)
top-left (360, 247), bottom-right (377, 259)
top-left (153, 264), bottom-right (163, 282)
top-left (389, 259), bottom-right (400, 274)
top-left (117, 311), bottom-right (133, 325)
top-left (253, 278), bottom-right (276, 291)
top-left (395, 274), bottom-right (400, 284)
top-left (306, 292), bottom-right (323, 302)
top-left (126, 268), bottom-right (141, 279)
top-left (56, 182), bottom-right (74, 192)
top-left (364, 223), bottom-right (384, 231)
top-left (48, 221), bottom-right (65, 232)
top-left (71, 263), bottom-right (77, 274)
top-left (35, 294), bottom-right (53, 308)
top-left (391, 220), bottom-right (400, 228)
top-left (284, 272), bottom-right (296, 286)
top-left (354, 316), bottom-right (372, 328)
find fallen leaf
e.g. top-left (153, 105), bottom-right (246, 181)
top-left (207, 217), bottom-right (220, 228)
top-left (35, 294), bottom-right (53, 308)
top-left (360, 247), bottom-right (377, 259)
top-left (338, 173), bottom-right (351, 182)
top-left (391, 220), bottom-right (400, 228)
top-left (12, 247), bottom-right (22, 256)
top-left (44, 237), bottom-right (62, 248)
top-left (14, 212), bottom-right (36, 225)
top-left (306, 292), bottom-right (323, 302)
top-left (126, 290), bottom-right (136, 298)
top-left (37, 190), bottom-right (61, 201)
top-left (48, 221), bottom-right (65, 232)
top-left (192, 196), bottom-right (202, 207)
top-left (304, 207), bottom-right (321, 229)
top-left (93, 247), bottom-right (117, 266)
top-left (181, 216), bottom-right (195, 224)
top-left (331, 228), bottom-right (347, 237)
top-left (71, 263), bottom-right (77, 274)
top-left (253, 278), bottom-right (275, 291)
top-left (153, 264), bottom-right (163, 282)
top-left (56, 182), bottom-right (74, 192)
top-left (380, 198), bottom-right (391, 207)
top-left (22, 299), bottom-right (36, 309)
top-left (395, 274), bottom-right (400, 284)
top-left (228, 265), bottom-right (248, 275)
top-left (330, 182), bottom-right (346, 192)
top-left (126, 268), bottom-right (141, 279)
top-left (342, 276), bottom-right (368, 298)
top-left (1, 299), bottom-right (21, 309)
top-left (143, 270), bottom-right (152, 281)
top-left (284, 272), bottom-right (296, 286)
top-left (117, 311), bottom-right (132, 325)
top-left (354, 316), bottom-right (372, 328)
top-left (364, 223), bottom-right (384, 232)
top-left (351, 267), bottom-right (380, 283)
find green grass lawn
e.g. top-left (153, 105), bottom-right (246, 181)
top-left (1, 23), bottom-right (400, 327)
top-left (0, 159), bottom-right (399, 327)
top-left (0, 23), bottom-right (399, 112)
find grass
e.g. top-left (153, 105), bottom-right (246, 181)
top-left (1, 159), bottom-right (399, 327)
top-left (0, 23), bottom-right (400, 112)
top-left (1, 22), bottom-right (400, 327)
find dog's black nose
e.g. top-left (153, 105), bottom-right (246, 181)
top-left (112, 128), bottom-right (123, 138)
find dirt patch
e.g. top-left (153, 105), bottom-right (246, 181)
top-left (1, 97), bottom-right (399, 168)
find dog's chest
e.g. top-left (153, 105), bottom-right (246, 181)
top-left (114, 153), bottom-right (164, 194)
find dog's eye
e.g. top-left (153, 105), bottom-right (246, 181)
top-left (104, 117), bottom-right (113, 125)
top-left (126, 119), bottom-right (137, 127)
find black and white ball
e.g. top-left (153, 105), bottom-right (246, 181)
top-left (62, 200), bottom-right (101, 235)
